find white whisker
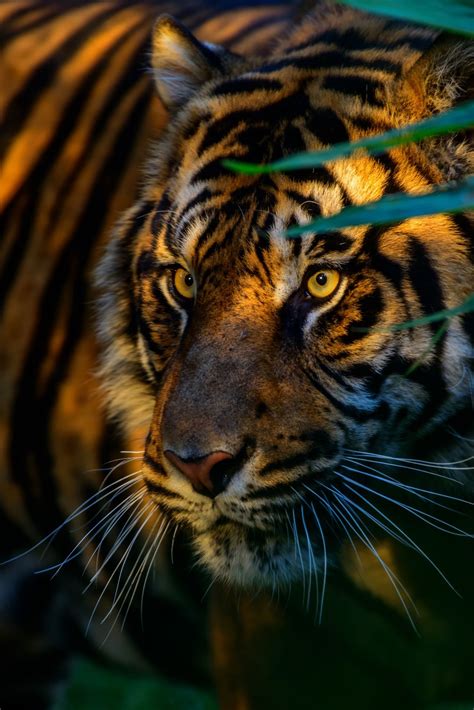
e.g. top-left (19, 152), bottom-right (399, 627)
top-left (338, 477), bottom-right (461, 596)
top-left (310, 502), bottom-right (327, 625)
top-left (326, 486), bottom-right (419, 632)
top-left (336, 471), bottom-right (472, 538)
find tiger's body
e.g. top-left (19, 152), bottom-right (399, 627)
top-left (1, 1), bottom-right (473, 708)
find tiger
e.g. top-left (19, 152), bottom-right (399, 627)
top-left (0, 1), bottom-right (293, 706)
top-left (1, 0), bottom-right (474, 708)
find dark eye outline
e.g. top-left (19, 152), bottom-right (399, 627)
top-left (169, 265), bottom-right (196, 305)
top-left (303, 267), bottom-right (342, 302)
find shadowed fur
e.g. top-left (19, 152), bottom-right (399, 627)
top-left (96, 4), bottom-right (473, 589)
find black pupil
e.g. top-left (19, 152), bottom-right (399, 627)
top-left (316, 272), bottom-right (327, 286)
top-left (184, 273), bottom-right (193, 287)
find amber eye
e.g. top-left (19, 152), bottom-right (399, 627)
top-left (173, 268), bottom-right (195, 300)
top-left (306, 270), bottom-right (340, 299)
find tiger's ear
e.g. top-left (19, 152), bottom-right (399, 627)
top-left (402, 35), bottom-right (473, 115)
top-left (152, 15), bottom-right (242, 111)
top-left (398, 36), bottom-right (473, 179)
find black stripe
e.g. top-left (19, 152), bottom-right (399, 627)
top-left (0, 192), bottom-right (39, 313)
top-left (2, 6), bottom-right (117, 148)
top-left (145, 479), bottom-right (183, 499)
top-left (341, 355), bottom-right (407, 395)
top-left (373, 152), bottom-right (403, 195)
top-left (306, 107), bottom-right (350, 145)
top-left (195, 214), bottom-right (221, 256)
top-left (198, 89), bottom-right (312, 156)
top-left (143, 453), bottom-right (167, 477)
top-left (313, 356), bottom-right (358, 391)
top-left (291, 26), bottom-right (434, 54)
top-left (193, 158), bottom-right (235, 184)
top-left (244, 467), bottom-right (334, 500)
top-left (359, 226), bottom-right (404, 290)
top-left (349, 114), bottom-right (391, 134)
top-left (323, 74), bottom-right (384, 106)
top-left (137, 314), bottom-right (170, 359)
top-left (175, 187), bottom-right (218, 227)
top-left (254, 233), bottom-right (275, 286)
top-left (0, 3), bottom-right (52, 31)
top-left (404, 363), bottom-right (447, 436)
top-left (151, 192), bottom-right (173, 237)
top-left (0, 2), bottom-right (105, 43)
top-left (342, 288), bottom-right (383, 343)
top-left (0, 22), bottom-right (149, 312)
top-left (284, 188), bottom-right (307, 206)
top-left (1, 5), bottom-right (64, 42)
top-left (151, 283), bottom-right (183, 329)
top-left (304, 232), bottom-right (353, 256)
top-left (304, 368), bottom-right (389, 422)
top-left (405, 239), bottom-right (447, 431)
top-left (260, 435), bottom-right (337, 477)
top-left (291, 237), bottom-right (302, 257)
top-left (117, 202), bottom-right (155, 342)
top-left (409, 238), bottom-right (445, 331)
top-left (213, 77), bottom-right (283, 96)
top-left (259, 51), bottom-right (399, 75)
top-left (9, 89), bottom-right (150, 537)
top-left (198, 226), bottom-right (236, 273)
top-left (225, 12), bottom-right (288, 48)
top-left (461, 308), bottom-right (474, 348)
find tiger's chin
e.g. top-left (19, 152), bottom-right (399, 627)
top-left (192, 519), bottom-right (322, 589)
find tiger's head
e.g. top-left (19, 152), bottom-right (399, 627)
top-left (97, 7), bottom-right (473, 587)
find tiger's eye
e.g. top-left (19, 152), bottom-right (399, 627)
top-left (174, 268), bottom-right (195, 300)
top-left (306, 270), bottom-right (340, 299)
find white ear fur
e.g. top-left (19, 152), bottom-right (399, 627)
top-left (151, 15), bottom-right (236, 111)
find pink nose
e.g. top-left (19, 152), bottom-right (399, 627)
top-left (164, 450), bottom-right (234, 497)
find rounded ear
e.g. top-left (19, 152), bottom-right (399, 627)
top-left (402, 35), bottom-right (473, 116)
top-left (397, 35), bottom-right (474, 180)
top-left (151, 15), bottom-right (243, 112)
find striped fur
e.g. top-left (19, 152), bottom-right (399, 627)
top-left (1, 0), bottom-right (473, 705)
top-left (0, 0), bottom-right (293, 695)
top-left (97, 2), bottom-right (473, 588)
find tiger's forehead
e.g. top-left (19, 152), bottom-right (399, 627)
top-left (160, 158), bottom-right (382, 267)
top-left (151, 172), bottom-right (367, 307)
top-left (162, 87), bottom-right (393, 263)
top-left (148, 60), bottom-right (427, 300)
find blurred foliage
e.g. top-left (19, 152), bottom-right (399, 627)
top-left (284, 176), bottom-right (474, 236)
top-left (223, 101), bottom-right (474, 175)
top-left (55, 658), bottom-right (217, 710)
top-left (337, 0), bottom-right (474, 35)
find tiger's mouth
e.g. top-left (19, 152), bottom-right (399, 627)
top-left (144, 455), bottom-right (341, 588)
top-left (190, 498), bottom-right (337, 588)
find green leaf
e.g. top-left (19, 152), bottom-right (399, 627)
top-left (54, 658), bottom-right (217, 710)
top-left (403, 320), bottom-right (449, 375)
top-left (282, 176), bottom-right (474, 237)
top-left (222, 101), bottom-right (474, 176)
top-left (352, 293), bottom-right (474, 334)
top-left (338, 0), bottom-right (474, 37)
top-left (388, 293), bottom-right (474, 331)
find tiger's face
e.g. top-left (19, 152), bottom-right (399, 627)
top-left (97, 11), bottom-right (473, 586)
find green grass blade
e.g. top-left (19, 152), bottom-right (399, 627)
top-left (352, 293), bottom-right (474, 334)
top-left (222, 101), bottom-right (474, 176)
top-left (404, 321), bottom-right (449, 376)
top-left (338, 0), bottom-right (474, 37)
top-left (282, 176), bottom-right (474, 237)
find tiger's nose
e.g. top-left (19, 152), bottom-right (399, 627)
top-left (164, 449), bottom-right (235, 498)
